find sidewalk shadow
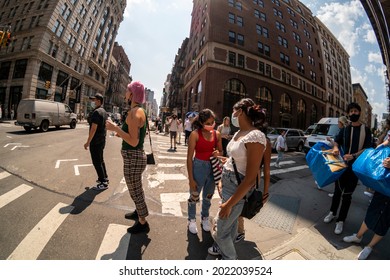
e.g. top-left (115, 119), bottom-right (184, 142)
top-left (59, 187), bottom-right (105, 215)
top-left (185, 230), bottom-right (214, 260)
top-left (236, 240), bottom-right (264, 260)
top-left (126, 233), bottom-right (151, 260)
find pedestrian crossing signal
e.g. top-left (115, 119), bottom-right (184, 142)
top-left (45, 81), bottom-right (51, 89)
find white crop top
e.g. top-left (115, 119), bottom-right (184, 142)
top-left (224, 129), bottom-right (266, 175)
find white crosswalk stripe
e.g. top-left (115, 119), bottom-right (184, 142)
top-left (0, 184), bottom-right (33, 209)
top-left (96, 224), bottom-right (131, 260)
top-left (0, 171), bottom-right (11, 180)
top-left (7, 202), bottom-right (74, 260)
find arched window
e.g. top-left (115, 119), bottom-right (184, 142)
top-left (223, 79), bottom-right (246, 117)
top-left (297, 99), bottom-right (306, 129)
top-left (310, 104), bottom-right (317, 124)
top-left (196, 80), bottom-right (202, 103)
top-left (280, 93), bottom-right (292, 114)
top-left (256, 87), bottom-right (273, 123)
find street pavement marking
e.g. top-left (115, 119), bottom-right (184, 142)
top-left (74, 164), bottom-right (93, 175)
top-left (0, 171), bottom-right (11, 180)
top-left (270, 165), bottom-right (308, 175)
top-left (159, 150), bottom-right (187, 155)
top-left (7, 202), bottom-right (74, 260)
top-left (96, 224), bottom-right (130, 260)
top-left (270, 160), bottom-right (295, 167)
top-left (0, 184), bottom-right (33, 209)
top-left (55, 159), bottom-right (78, 169)
top-left (158, 156), bottom-right (187, 160)
top-left (161, 189), bottom-right (220, 217)
top-left (158, 164), bottom-right (185, 168)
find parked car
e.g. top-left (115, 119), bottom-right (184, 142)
top-left (304, 123), bottom-right (317, 136)
top-left (303, 117), bottom-right (340, 153)
top-left (266, 127), bottom-right (306, 152)
top-left (15, 99), bottom-right (77, 132)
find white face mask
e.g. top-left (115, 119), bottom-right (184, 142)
top-left (231, 112), bottom-right (239, 127)
top-left (91, 101), bottom-right (96, 109)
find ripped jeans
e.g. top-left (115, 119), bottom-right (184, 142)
top-left (188, 158), bottom-right (216, 220)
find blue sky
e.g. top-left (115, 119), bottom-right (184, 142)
top-left (116, 0), bottom-right (388, 121)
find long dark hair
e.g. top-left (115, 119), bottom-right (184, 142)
top-left (233, 98), bottom-right (266, 130)
top-left (192, 109), bottom-right (215, 130)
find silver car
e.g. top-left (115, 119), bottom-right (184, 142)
top-left (266, 127), bottom-right (306, 152)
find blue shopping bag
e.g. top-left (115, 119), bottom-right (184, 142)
top-left (352, 146), bottom-right (390, 197)
top-left (306, 142), bottom-right (347, 188)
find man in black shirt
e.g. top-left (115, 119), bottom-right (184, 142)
top-left (323, 102), bottom-right (372, 235)
top-left (84, 93), bottom-right (109, 190)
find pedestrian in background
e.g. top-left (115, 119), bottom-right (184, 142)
top-left (186, 109), bottom-right (222, 235)
top-left (208, 98), bottom-right (266, 259)
top-left (323, 102), bottom-right (372, 235)
top-left (275, 129), bottom-right (286, 168)
top-left (177, 118), bottom-right (183, 144)
top-left (168, 114), bottom-right (180, 150)
top-left (217, 116), bottom-right (232, 157)
top-left (184, 117), bottom-right (192, 146)
top-left (106, 81), bottom-right (150, 234)
top-left (84, 93), bottom-right (109, 191)
top-left (343, 155), bottom-right (390, 260)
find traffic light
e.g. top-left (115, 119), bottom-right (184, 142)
top-left (45, 81), bottom-right (51, 89)
top-left (1, 32), bottom-right (11, 47)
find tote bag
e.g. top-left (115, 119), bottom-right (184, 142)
top-left (306, 142), bottom-right (347, 188)
top-left (352, 146), bottom-right (390, 197)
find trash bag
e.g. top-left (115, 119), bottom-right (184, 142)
top-left (352, 146), bottom-right (390, 197)
top-left (306, 142), bottom-right (347, 188)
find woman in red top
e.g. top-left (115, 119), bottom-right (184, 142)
top-left (187, 109), bottom-right (222, 234)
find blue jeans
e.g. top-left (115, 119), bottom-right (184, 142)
top-left (213, 169), bottom-right (245, 260)
top-left (276, 150), bottom-right (284, 165)
top-left (188, 158), bottom-right (215, 220)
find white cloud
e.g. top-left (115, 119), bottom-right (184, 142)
top-left (362, 23), bottom-right (377, 44)
top-left (368, 51), bottom-right (383, 64)
top-left (315, 0), bottom-right (365, 57)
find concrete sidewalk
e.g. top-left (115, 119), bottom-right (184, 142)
top-left (242, 176), bottom-right (390, 260)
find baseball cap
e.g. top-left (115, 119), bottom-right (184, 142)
top-left (89, 93), bottom-right (104, 103)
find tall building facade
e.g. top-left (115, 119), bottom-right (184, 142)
top-left (0, 0), bottom-right (126, 119)
top-left (178, 0), bottom-right (351, 129)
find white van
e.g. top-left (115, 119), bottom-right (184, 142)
top-left (303, 117), bottom-right (340, 153)
top-left (15, 99), bottom-right (77, 132)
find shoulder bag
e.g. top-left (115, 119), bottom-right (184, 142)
top-left (232, 158), bottom-right (263, 219)
top-left (146, 118), bottom-right (155, 165)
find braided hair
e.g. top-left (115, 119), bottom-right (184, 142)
top-left (232, 98), bottom-right (266, 130)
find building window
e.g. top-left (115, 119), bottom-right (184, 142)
top-left (229, 31), bottom-right (236, 43)
top-left (237, 54), bottom-right (245, 68)
top-left (237, 16), bottom-right (243, 27)
top-left (38, 62), bottom-right (53, 81)
top-left (229, 51), bottom-right (236, 66)
top-left (0, 61), bottom-right (11, 80)
top-left (276, 21), bottom-right (286, 32)
top-left (237, 34), bottom-right (244, 46)
top-left (280, 53), bottom-right (290, 65)
top-left (229, 13), bottom-right (235, 24)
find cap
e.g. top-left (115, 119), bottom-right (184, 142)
top-left (90, 93), bottom-right (104, 103)
top-left (127, 81), bottom-right (145, 104)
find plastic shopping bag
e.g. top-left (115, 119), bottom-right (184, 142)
top-left (306, 142), bottom-right (347, 188)
top-left (352, 146), bottom-right (390, 197)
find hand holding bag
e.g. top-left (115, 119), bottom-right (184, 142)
top-left (210, 130), bottom-right (222, 186)
top-left (146, 119), bottom-right (155, 165)
top-left (232, 158), bottom-right (263, 219)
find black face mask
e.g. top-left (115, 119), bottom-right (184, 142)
top-left (349, 113), bottom-right (360, 122)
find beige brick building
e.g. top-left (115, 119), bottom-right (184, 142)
top-left (0, 0), bottom-right (126, 119)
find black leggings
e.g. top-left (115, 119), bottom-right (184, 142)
top-left (90, 142), bottom-right (108, 183)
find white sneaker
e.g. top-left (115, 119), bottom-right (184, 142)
top-left (328, 193), bottom-right (334, 198)
top-left (323, 212), bottom-right (335, 223)
top-left (334, 221), bottom-right (344, 235)
top-left (358, 246), bottom-right (372, 260)
top-left (343, 233), bottom-right (362, 243)
top-left (201, 217), bottom-right (211, 232)
top-left (188, 219), bottom-right (198, 234)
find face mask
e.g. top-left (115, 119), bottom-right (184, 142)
top-left (90, 101), bottom-right (96, 109)
top-left (204, 122), bottom-right (215, 131)
top-left (231, 113), bottom-right (239, 127)
top-left (349, 113), bottom-right (360, 122)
